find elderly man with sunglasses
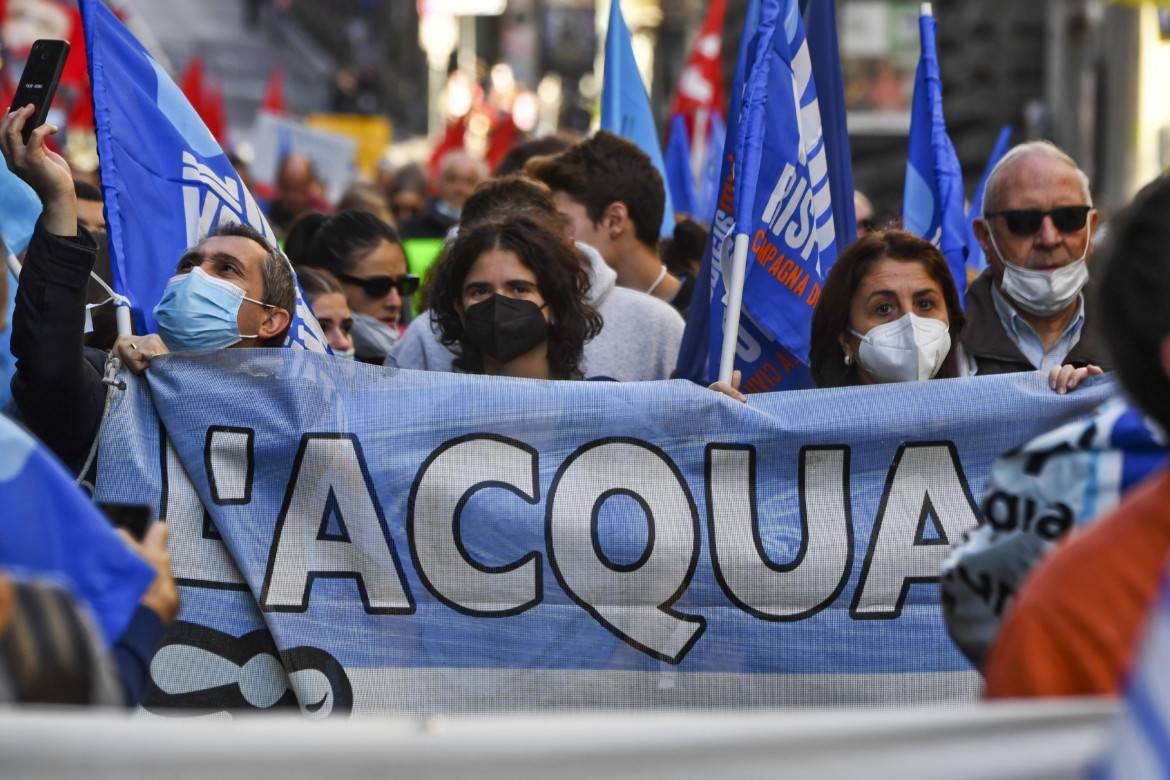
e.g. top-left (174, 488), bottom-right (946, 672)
top-left (963, 141), bottom-right (1111, 391)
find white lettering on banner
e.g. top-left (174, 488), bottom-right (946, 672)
top-left (706, 445), bottom-right (852, 620)
top-left (177, 425), bottom-right (987, 662)
top-left (851, 443), bottom-right (982, 619)
top-left (260, 434), bottom-right (415, 614)
top-left (545, 439), bottom-right (705, 665)
top-left (407, 435), bottom-right (543, 617)
top-left (206, 427), bottom-right (254, 505)
top-left (162, 437), bottom-right (249, 590)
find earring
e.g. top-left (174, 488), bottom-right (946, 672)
top-left (843, 353), bottom-right (852, 366)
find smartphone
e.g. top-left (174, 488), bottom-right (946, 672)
top-left (7, 39), bottom-right (70, 145)
top-left (97, 502), bottom-right (152, 541)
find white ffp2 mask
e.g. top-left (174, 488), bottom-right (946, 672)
top-left (850, 313), bottom-right (951, 384)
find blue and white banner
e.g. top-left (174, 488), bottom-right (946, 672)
top-left (92, 353), bottom-right (1116, 715)
top-left (79, 0), bottom-right (328, 352)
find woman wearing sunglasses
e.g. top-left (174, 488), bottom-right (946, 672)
top-left (295, 210), bottom-right (419, 364)
top-left (429, 216), bottom-right (602, 381)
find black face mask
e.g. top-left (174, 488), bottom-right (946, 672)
top-left (463, 294), bottom-right (548, 364)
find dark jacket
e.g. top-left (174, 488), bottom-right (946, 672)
top-left (10, 220), bottom-right (107, 475)
top-left (959, 269), bottom-right (1113, 376)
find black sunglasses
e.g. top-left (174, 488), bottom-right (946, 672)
top-left (336, 272), bottom-right (420, 298)
top-left (984, 206), bottom-right (1091, 237)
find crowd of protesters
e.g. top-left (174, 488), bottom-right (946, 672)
top-left (3, 84), bottom-right (1170, 711)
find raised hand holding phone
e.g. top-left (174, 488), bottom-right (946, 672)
top-left (7, 39), bottom-right (70, 145)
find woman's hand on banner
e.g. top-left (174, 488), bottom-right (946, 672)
top-left (709, 370), bottom-right (747, 403)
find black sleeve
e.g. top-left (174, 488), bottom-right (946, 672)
top-left (10, 219), bottom-right (105, 474)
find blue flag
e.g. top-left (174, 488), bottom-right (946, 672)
top-left (665, 114), bottom-right (698, 219)
top-left (675, 0), bottom-right (764, 385)
top-left (79, 0), bottom-right (329, 352)
top-left (902, 7), bottom-right (968, 301)
top-left (695, 112), bottom-right (726, 226)
top-left (601, 0), bottom-right (675, 238)
top-left (708, 0), bottom-right (838, 389)
top-left (0, 415), bottom-right (155, 645)
top-left (800, 0), bottom-right (856, 250)
top-left (966, 125), bottom-right (1012, 274)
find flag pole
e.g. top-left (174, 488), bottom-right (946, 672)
top-left (6, 252), bottom-right (20, 281)
top-left (718, 232), bottom-right (751, 384)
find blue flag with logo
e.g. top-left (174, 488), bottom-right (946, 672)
top-left (79, 0), bottom-right (329, 352)
top-left (902, 7), bottom-right (968, 302)
top-left (707, 0), bottom-right (838, 390)
top-left (966, 125), bottom-right (1012, 274)
top-left (601, 0), bottom-right (674, 239)
top-left (665, 114), bottom-right (698, 219)
top-left (676, 0), bottom-right (845, 389)
top-left (0, 415), bottom-right (155, 646)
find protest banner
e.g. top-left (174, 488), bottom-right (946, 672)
top-left (92, 352), bottom-right (1115, 715)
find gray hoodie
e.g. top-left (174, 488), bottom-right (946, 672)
top-left (385, 242), bottom-right (684, 381)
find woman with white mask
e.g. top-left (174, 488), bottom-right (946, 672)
top-left (808, 231), bottom-right (965, 388)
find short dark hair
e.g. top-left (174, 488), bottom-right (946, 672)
top-left (526, 130), bottom-right (664, 249)
top-left (1099, 175), bottom-right (1170, 432)
top-left (430, 217), bottom-right (602, 380)
top-left (809, 230), bottom-right (966, 388)
top-left (210, 222), bottom-right (294, 346)
top-left (494, 135), bottom-right (574, 177)
top-left (459, 175), bottom-right (561, 230)
top-left (302, 210), bottom-right (402, 276)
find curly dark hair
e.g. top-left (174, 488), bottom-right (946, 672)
top-left (809, 230), bottom-right (966, 388)
top-left (430, 217), bottom-right (603, 379)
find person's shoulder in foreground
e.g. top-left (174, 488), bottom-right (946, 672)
top-left (983, 468), bottom-right (1170, 698)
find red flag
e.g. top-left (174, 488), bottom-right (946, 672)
top-left (178, 55), bottom-right (206, 118)
top-left (427, 115), bottom-right (468, 187)
top-left (262, 63), bottom-right (286, 115)
top-left (484, 114), bottom-right (518, 174)
top-left (669, 0), bottom-right (728, 135)
top-left (203, 77), bottom-right (228, 148)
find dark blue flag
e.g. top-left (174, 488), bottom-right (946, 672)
top-left (902, 6), bottom-right (968, 301)
top-left (79, 0), bottom-right (329, 352)
top-left (800, 0), bottom-right (856, 249)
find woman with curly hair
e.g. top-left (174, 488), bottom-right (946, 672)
top-left (429, 216), bottom-right (603, 380)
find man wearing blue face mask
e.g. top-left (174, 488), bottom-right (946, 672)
top-left (1, 105), bottom-right (293, 476)
top-left (963, 142), bottom-right (1112, 390)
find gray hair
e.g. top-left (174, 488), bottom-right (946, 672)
top-left (982, 141), bottom-right (1092, 216)
top-left (211, 222), bottom-right (295, 345)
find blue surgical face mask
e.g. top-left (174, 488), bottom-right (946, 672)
top-left (153, 266), bottom-right (272, 351)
